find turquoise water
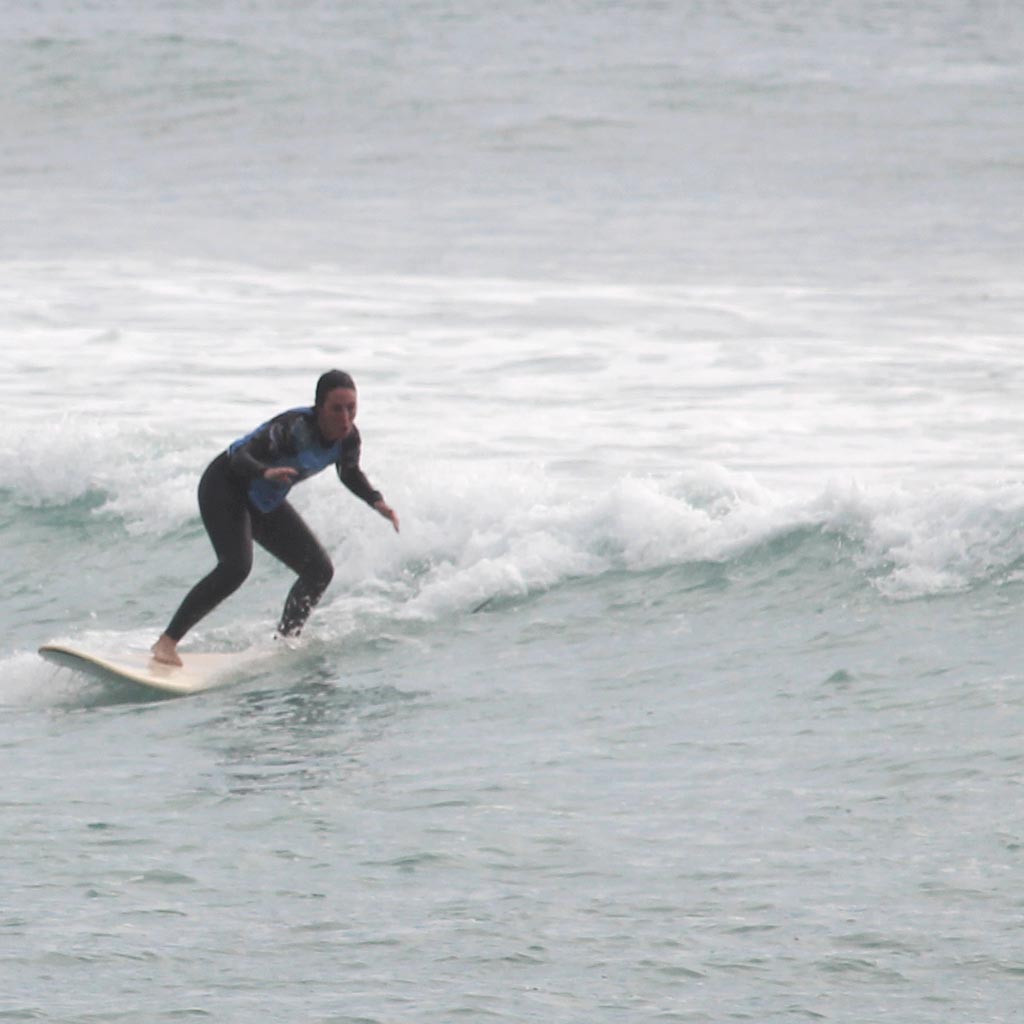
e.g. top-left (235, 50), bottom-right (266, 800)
top-left (3, 2), bottom-right (1024, 1021)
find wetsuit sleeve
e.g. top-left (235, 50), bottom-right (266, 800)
top-left (228, 445), bottom-right (268, 480)
top-left (337, 431), bottom-right (384, 507)
top-left (228, 417), bottom-right (292, 481)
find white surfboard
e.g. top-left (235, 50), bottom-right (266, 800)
top-left (38, 643), bottom-right (251, 696)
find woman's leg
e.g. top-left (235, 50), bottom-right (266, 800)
top-left (161, 454), bottom-right (255, 645)
top-left (253, 502), bottom-right (334, 637)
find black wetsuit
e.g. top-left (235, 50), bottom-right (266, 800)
top-left (164, 407), bottom-right (383, 642)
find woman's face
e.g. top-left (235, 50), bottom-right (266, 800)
top-left (317, 387), bottom-right (357, 442)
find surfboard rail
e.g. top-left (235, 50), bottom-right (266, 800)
top-left (38, 643), bottom-right (246, 695)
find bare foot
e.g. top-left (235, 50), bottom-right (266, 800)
top-left (151, 634), bottom-right (183, 667)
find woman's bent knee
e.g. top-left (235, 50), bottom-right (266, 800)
top-left (216, 559), bottom-right (252, 595)
top-left (303, 553), bottom-right (333, 592)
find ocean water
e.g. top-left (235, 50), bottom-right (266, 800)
top-left (3, 1), bottom-right (1024, 1021)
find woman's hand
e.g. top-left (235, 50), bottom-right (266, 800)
top-left (374, 500), bottom-right (400, 533)
top-left (263, 466), bottom-right (300, 484)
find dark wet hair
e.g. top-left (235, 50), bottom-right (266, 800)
top-left (315, 369), bottom-right (356, 407)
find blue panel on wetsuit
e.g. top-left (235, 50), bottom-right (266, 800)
top-left (229, 407), bottom-right (344, 512)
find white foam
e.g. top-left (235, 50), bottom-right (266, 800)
top-left (4, 259), bottom-right (1023, 623)
top-left (0, 650), bottom-right (68, 708)
top-left (814, 478), bottom-right (1024, 599)
top-left (310, 460), bottom-right (1024, 620)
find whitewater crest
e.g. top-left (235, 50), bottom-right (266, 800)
top-left (8, 414), bottom-right (1024, 628)
top-left (330, 468), bottom-right (1024, 622)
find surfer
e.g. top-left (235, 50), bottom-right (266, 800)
top-left (151, 370), bottom-right (399, 666)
